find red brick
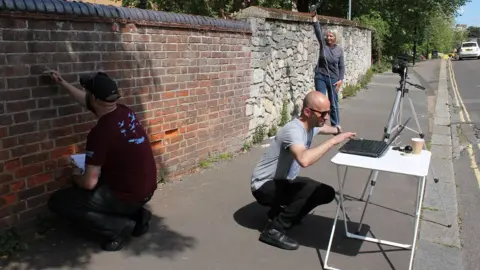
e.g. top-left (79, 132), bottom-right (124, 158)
top-left (0, 185), bottom-right (9, 196)
top-left (21, 152), bottom-right (50, 166)
top-left (29, 108), bottom-right (58, 121)
top-left (5, 159), bottom-right (21, 172)
top-left (6, 100), bottom-right (36, 113)
top-left (7, 77), bottom-right (38, 89)
top-left (52, 115), bottom-right (77, 127)
top-left (0, 193), bottom-right (17, 207)
top-left (10, 144), bottom-right (40, 159)
top-left (73, 122), bottom-right (95, 133)
top-left (50, 146), bottom-right (76, 159)
top-left (15, 164), bottom-right (44, 179)
top-left (8, 122), bottom-right (37, 136)
top-left (13, 112), bottom-right (29, 123)
top-left (55, 135), bottom-right (78, 147)
top-left (43, 160), bottom-right (56, 172)
top-left (26, 172), bottom-right (53, 188)
top-left (49, 126), bottom-right (73, 138)
top-left (0, 89), bottom-right (31, 101)
top-left (0, 171), bottom-right (13, 183)
top-left (10, 180), bottom-right (25, 192)
top-left (18, 185), bottom-right (45, 201)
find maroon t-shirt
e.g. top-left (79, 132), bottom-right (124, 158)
top-left (85, 104), bottom-right (157, 203)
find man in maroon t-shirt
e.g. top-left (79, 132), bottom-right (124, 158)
top-left (46, 70), bottom-right (157, 251)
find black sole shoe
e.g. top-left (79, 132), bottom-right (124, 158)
top-left (132, 208), bottom-right (152, 237)
top-left (259, 231), bottom-right (299, 250)
top-left (101, 220), bottom-right (135, 252)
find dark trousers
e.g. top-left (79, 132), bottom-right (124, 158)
top-left (253, 177), bottom-right (336, 232)
top-left (314, 73), bottom-right (340, 127)
top-left (48, 184), bottom-right (151, 240)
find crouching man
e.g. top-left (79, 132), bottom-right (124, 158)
top-left (45, 70), bottom-right (158, 251)
top-left (250, 90), bottom-right (356, 250)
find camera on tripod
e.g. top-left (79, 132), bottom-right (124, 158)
top-left (391, 55), bottom-right (409, 77)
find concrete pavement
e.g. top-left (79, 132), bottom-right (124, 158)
top-left (412, 59), bottom-right (464, 270)
top-left (3, 68), bottom-right (435, 270)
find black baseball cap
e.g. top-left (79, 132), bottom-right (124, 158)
top-left (79, 72), bottom-right (120, 102)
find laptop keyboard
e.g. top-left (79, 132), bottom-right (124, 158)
top-left (350, 139), bottom-right (386, 152)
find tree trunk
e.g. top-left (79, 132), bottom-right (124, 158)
top-left (412, 25), bottom-right (417, 66)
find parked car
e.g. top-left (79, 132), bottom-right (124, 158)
top-left (458, 41), bottom-right (480, 60)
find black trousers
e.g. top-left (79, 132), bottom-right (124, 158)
top-left (253, 177), bottom-right (336, 232)
top-left (48, 184), bottom-right (151, 240)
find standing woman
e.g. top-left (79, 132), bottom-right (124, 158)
top-left (311, 11), bottom-right (345, 133)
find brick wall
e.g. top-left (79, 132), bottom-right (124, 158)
top-left (0, 2), bottom-right (252, 229)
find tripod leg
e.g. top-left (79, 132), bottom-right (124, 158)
top-left (406, 95), bottom-right (424, 136)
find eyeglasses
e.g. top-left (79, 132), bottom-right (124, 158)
top-left (308, 108), bottom-right (330, 118)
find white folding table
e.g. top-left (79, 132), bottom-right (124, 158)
top-left (323, 146), bottom-right (431, 270)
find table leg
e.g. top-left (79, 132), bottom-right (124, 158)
top-left (324, 165), bottom-right (350, 270)
top-left (408, 176), bottom-right (427, 270)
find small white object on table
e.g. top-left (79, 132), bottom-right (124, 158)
top-left (323, 146), bottom-right (431, 270)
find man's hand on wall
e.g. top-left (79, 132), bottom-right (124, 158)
top-left (43, 69), bottom-right (63, 84)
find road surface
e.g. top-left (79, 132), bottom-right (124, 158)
top-left (450, 58), bottom-right (480, 270)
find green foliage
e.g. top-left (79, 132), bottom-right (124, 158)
top-left (242, 141), bottom-right (252, 151)
top-left (466, 26), bottom-right (480, 38)
top-left (268, 125), bottom-right (277, 137)
top-left (0, 229), bottom-right (28, 257)
top-left (119, 0), bottom-right (470, 62)
top-left (199, 152), bottom-right (233, 168)
top-left (423, 8), bottom-right (456, 53)
top-left (356, 11), bottom-right (390, 63)
top-left (252, 124), bottom-right (266, 144)
top-left (278, 99), bottom-right (289, 127)
top-left (157, 166), bottom-right (169, 183)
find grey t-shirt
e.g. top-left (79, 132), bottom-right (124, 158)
top-left (313, 21), bottom-right (345, 81)
top-left (251, 118), bottom-right (320, 191)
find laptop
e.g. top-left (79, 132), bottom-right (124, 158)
top-left (338, 117), bottom-right (411, 158)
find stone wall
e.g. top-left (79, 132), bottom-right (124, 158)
top-left (235, 7), bottom-right (372, 135)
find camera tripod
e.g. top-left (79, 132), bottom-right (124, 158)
top-left (355, 66), bottom-right (452, 236)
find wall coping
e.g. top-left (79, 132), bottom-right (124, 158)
top-left (0, 0), bottom-right (251, 33)
top-left (234, 6), bottom-right (373, 31)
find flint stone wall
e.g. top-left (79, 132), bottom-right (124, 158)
top-left (235, 7), bottom-right (372, 135)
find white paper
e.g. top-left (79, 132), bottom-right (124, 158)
top-left (70, 154), bottom-right (86, 173)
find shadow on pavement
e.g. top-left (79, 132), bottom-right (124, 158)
top-left (1, 211), bottom-right (196, 269)
top-left (233, 201), bottom-right (371, 257)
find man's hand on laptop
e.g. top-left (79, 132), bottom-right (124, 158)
top-left (331, 132), bottom-right (356, 145)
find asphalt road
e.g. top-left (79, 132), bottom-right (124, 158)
top-left (450, 58), bottom-right (480, 270)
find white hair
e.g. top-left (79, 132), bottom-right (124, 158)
top-left (325, 29), bottom-right (340, 43)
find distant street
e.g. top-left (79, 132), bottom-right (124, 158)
top-left (450, 58), bottom-right (480, 270)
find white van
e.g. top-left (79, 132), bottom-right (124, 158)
top-left (458, 41), bottom-right (480, 60)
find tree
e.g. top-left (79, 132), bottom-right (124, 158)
top-left (466, 26), bottom-right (480, 38)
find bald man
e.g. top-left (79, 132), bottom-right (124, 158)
top-left (250, 91), bottom-right (356, 250)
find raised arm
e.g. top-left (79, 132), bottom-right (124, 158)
top-left (44, 70), bottom-right (86, 107)
top-left (312, 15), bottom-right (324, 51)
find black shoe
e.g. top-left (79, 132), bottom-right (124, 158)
top-left (258, 221), bottom-right (299, 250)
top-left (131, 208), bottom-right (152, 237)
top-left (101, 220), bottom-right (135, 252)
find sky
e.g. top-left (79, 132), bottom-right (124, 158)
top-left (456, 0), bottom-right (480, 26)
